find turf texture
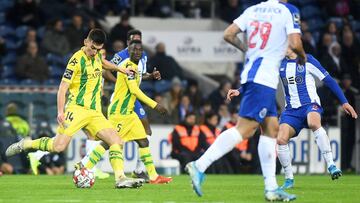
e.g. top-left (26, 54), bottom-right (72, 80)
top-left (0, 175), bottom-right (359, 203)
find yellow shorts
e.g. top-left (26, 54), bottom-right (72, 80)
top-left (108, 113), bottom-right (146, 142)
top-left (56, 105), bottom-right (114, 138)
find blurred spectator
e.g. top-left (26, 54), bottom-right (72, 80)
top-left (302, 31), bottom-right (317, 56)
top-left (208, 80), bottom-right (231, 112)
top-left (0, 37), bottom-right (6, 73)
top-left (15, 42), bottom-right (49, 82)
top-left (5, 103), bottom-right (30, 138)
top-left (0, 144), bottom-right (13, 175)
top-left (340, 74), bottom-right (356, 172)
top-left (341, 29), bottom-right (360, 73)
top-left (320, 41), bottom-right (349, 80)
top-left (318, 32), bottom-right (333, 58)
top-left (325, 21), bottom-right (339, 42)
top-left (17, 28), bottom-right (38, 55)
top-left (301, 21), bottom-right (309, 33)
top-left (172, 94), bottom-right (194, 123)
top-left (108, 40), bottom-right (126, 58)
top-left (198, 112), bottom-right (233, 173)
top-left (184, 79), bottom-right (203, 109)
top-left (7, 0), bottom-right (43, 27)
top-left (87, 18), bottom-right (102, 31)
top-left (65, 14), bottom-right (86, 52)
top-left (199, 101), bottom-right (212, 124)
top-left (220, 0), bottom-right (241, 24)
top-left (148, 42), bottom-right (184, 80)
top-left (41, 19), bottom-right (70, 56)
top-left (143, 0), bottom-right (172, 18)
top-left (218, 104), bottom-right (231, 129)
top-left (109, 13), bottom-right (134, 46)
top-left (163, 77), bottom-right (183, 114)
top-left (169, 112), bottom-right (201, 173)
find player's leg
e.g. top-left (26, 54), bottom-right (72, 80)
top-left (186, 117), bottom-right (258, 196)
top-left (135, 138), bottom-right (172, 184)
top-left (307, 108), bottom-right (342, 179)
top-left (277, 123), bottom-right (297, 189)
top-left (132, 100), bottom-right (149, 178)
top-left (82, 129), bottom-right (110, 179)
top-left (6, 106), bottom-right (86, 156)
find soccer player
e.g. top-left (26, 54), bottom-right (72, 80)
top-left (81, 40), bottom-right (172, 185)
top-left (104, 29), bottom-right (161, 180)
top-left (185, 0), bottom-right (306, 201)
top-left (277, 49), bottom-right (358, 189)
top-left (6, 29), bottom-right (143, 188)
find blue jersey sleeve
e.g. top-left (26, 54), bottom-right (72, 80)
top-left (111, 49), bottom-right (129, 66)
top-left (307, 54), bottom-right (329, 80)
top-left (322, 75), bottom-right (348, 104)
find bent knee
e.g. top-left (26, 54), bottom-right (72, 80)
top-left (277, 136), bottom-right (289, 145)
top-left (308, 123), bottom-right (321, 131)
top-left (53, 144), bottom-right (66, 153)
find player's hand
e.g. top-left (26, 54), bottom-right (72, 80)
top-left (297, 54), bottom-right (307, 66)
top-left (57, 112), bottom-right (65, 126)
top-left (342, 103), bottom-right (358, 119)
top-left (152, 67), bottom-right (161, 80)
top-left (154, 104), bottom-right (168, 115)
top-left (227, 89), bottom-right (240, 101)
top-left (118, 67), bottom-right (131, 75)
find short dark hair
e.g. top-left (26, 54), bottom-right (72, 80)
top-left (127, 29), bottom-right (142, 41)
top-left (88, 28), bottom-right (107, 45)
top-left (129, 39), bottom-right (142, 46)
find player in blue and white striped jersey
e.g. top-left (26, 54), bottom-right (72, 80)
top-left (277, 48), bottom-right (358, 189)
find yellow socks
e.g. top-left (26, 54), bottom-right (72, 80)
top-left (139, 147), bottom-right (158, 180)
top-left (26, 137), bottom-right (54, 152)
top-left (109, 144), bottom-right (125, 181)
top-left (85, 144), bottom-right (106, 169)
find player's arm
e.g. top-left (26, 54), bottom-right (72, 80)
top-left (223, 24), bottom-right (247, 52)
top-left (102, 70), bottom-right (117, 83)
top-left (308, 55), bottom-right (358, 119)
top-left (288, 33), bottom-right (306, 65)
top-left (102, 59), bottom-right (128, 74)
top-left (284, 4), bottom-right (307, 65)
top-left (125, 71), bottom-right (167, 115)
top-left (57, 81), bottom-right (70, 126)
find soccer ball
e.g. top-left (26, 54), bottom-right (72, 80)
top-left (73, 168), bottom-right (95, 188)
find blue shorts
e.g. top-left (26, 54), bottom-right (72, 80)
top-left (279, 103), bottom-right (323, 136)
top-left (134, 100), bottom-right (147, 119)
top-left (238, 82), bottom-right (277, 123)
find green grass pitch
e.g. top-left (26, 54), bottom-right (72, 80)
top-left (0, 175), bottom-right (359, 203)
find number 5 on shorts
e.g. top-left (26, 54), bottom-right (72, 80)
top-left (116, 123), bottom-right (122, 132)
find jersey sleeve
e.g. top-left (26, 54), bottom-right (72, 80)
top-left (283, 3), bottom-right (301, 35)
top-left (111, 53), bottom-right (123, 66)
top-left (142, 51), bottom-right (148, 74)
top-left (233, 9), bottom-right (249, 31)
top-left (306, 54), bottom-right (329, 80)
top-left (124, 63), bottom-right (157, 109)
top-left (62, 53), bottom-right (79, 83)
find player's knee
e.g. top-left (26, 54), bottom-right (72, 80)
top-left (277, 136), bottom-right (289, 145)
top-left (136, 139), bottom-right (149, 148)
top-left (308, 123), bottom-right (321, 131)
top-left (53, 143), bottom-right (66, 153)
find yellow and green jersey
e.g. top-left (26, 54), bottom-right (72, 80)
top-left (108, 58), bottom-right (157, 116)
top-left (62, 47), bottom-right (103, 112)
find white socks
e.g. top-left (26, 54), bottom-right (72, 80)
top-left (314, 127), bottom-right (335, 167)
top-left (258, 135), bottom-right (278, 191)
top-left (277, 144), bottom-right (294, 179)
top-left (195, 127), bottom-right (242, 173)
top-left (81, 140), bottom-right (102, 172)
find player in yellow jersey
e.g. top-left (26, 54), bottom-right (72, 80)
top-left (6, 29), bottom-right (144, 188)
top-left (79, 40), bottom-right (173, 185)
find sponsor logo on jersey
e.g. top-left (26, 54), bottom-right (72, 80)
top-left (69, 58), bottom-right (78, 66)
top-left (127, 70), bottom-right (136, 80)
top-left (111, 55), bottom-right (122, 65)
top-left (140, 108), bottom-right (145, 116)
top-left (293, 12), bottom-right (300, 25)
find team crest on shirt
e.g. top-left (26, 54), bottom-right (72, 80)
top-left (127, 70), bottom-right (136, 80)
top-left (259, 108), bottom-right (267, 119)
top-left (297, 65), bottom-right (305, 72)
